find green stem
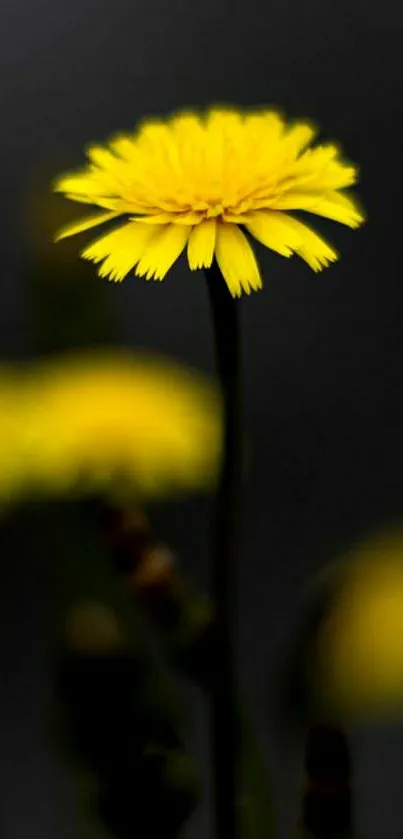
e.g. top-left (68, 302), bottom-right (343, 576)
top-left (204, 261), bottom-right (242, 839)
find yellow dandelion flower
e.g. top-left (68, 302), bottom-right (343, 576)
top-left (20, 350), bottom-right (222, 502)
top-left (316, 532), bottom-right (403, 720)
top-left (0, 368), bottom-right (29, 504)
top-left (54, 107), bottom-right (364, 297)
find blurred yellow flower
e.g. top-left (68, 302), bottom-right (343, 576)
top-left (316, 532), bottom-right (403, 720)
top-left (0, 367), bottom-right (28, 504)
top-left (54, 107), bottom-right (364, 298)
top-left (0, 351), bottom-right (222, 505)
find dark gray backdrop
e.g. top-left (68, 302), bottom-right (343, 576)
top-left (1, 0), bottom-right (403, 837)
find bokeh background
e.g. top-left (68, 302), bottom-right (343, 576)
top-left (1, 0), bottom-right (403, 837)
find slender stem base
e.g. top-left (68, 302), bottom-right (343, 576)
top-left (205, 262), bottom-right (242, 839)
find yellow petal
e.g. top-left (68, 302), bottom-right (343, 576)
top-left (282, 122), bottom-right (317, 157)
top-left (131, 213), bottom-right (177, 225)
top-left (272, 190), bottom-right (364, 228)
top-left (137, 121), bottom-right (173, 152)
top-left (305, 191), bottom-right (364, 228)
top-left (109, 135), bottom-right (139, 161)
top-left (133, 212), bottom-right (203, 225)
top-left (215, 223), bottom-right (262, 297)
top-left (246, 210), bottom-right (338, 271)
top-left (135, 223), bottom-right (191, 281)
top-left (321, 162), bottom-right (358, 191)
top-left (222, 213), bottom-right (251, 223)
top-left (269, 192), bottom-right (327, 212)
top-left (64, 192), bottom-right (104, 205)
top-left (53, 172), bottom-right (113, 197)
top-left (244, 210), bottom-right (304, 257)
top-left (65, 193), bottom-right (140, 213)
top-left (170, 212), bottom-right (204, 225)
top-left (187, 220), bottom-right (217, 270)
top-left (278, 214), bottom-right (338, 272)
top-left (294, 145), bottom-right (357, 190)
top-left (86, 144), bottom-right (121, 170)
top-left (82, 221), bottom-right (164, 282)
top-left (245, 112), bottom-right (285, 145)
top-left (54, 211), bottom-right (121, 242)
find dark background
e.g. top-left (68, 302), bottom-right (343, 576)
top-left (1, 0), bottom-right (403, 837)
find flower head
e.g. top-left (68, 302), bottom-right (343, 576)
top-left (315, 532), bottom-right (403, 720)
top-left (54, 107), bottom-right (364, 297)
top-left (0, 351), bottom-right (222, 506)
top-left (0, 367), bottom-right (29, 504)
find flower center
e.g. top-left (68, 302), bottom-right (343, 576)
top-left (205, 203), bottom-right (224, 219)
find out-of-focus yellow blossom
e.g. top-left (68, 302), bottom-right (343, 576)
top-left (315, 531), bottom-right (403, 720)
top-left (54, 107), bottom-right (364, 298)
top-left (0, 351), bottom-right (222, 506)
top-left (0, 367), bottom-right (30, 504)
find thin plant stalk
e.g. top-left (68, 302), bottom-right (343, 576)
top-left (205, 261), bottom-right (243, 839)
